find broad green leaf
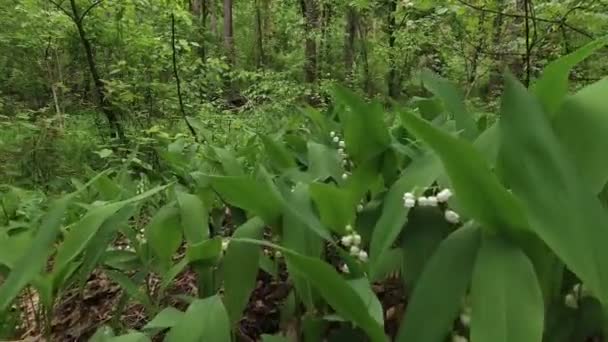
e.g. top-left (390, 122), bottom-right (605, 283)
top-left (553, 78), bottom-right (608, 192)
top-left (533, 37), bottom-right (608, 116)
top-left (470, 236), bottom-right (544, 342)
top-left (282, 184), bottom-right (323, 309)
top-left (159, 258), bottom-right (189, 293)
top-left (165, 295), bottom-right (230, 342)
top-left (0, 231), bottom-right (32, 269)
top-left (186, 237), bottom-right (222, 264)
top-left (281, 186), bottom-right (333, 241)
top-left (95, 148), bottom-right (113, 159)
top-left (332, 86), bottom-right (391, 164)
top-left (348, 278), bottom-right (384, 326)
top-left (212, 147), bottom-right (244, 176)
top-left (284, 251), bottom-right (386, 341)
top-left (223, 217), bottom-right (264, 324)
top-left (307, 141), bottom-right (342, 181)
top-left (498, 74), bottom-right (608, 305)
top-left (369, 152), bottom-right (441, 269)
top-left (232, 238), bottom-right (386, 342)
top-left (421, 69), bottom-right (478, 140)
top-left (89, 326), bottom-right (115, 341)
top-left (79, 205), bottom-right (136, 287)
top-left (310, 183), bottom-right (356, 235)
top-left (400, 110), bottom-right (527, 234)
top-left (143, 307), bottom-right (184, 331)
top-left (105, 270), bottom-right (151, 307)
top-left (300, 106), bottom-right (328, 133)
top-left (260, 134), bottom-right (296, 171)
top-left (54, 185), bottom-right (168, 277)
top-left (0, 196), bottom-right (70, 312)
top-left (209, 175), bottom-right (282, 224)
top-left (106, 332), bottom-right (150, 342)
top-left (370, 248), bottom-right (402, 283)
top-left (147, 203), bottom-right (182, 268)
top-left (396, 225), bottom-right (480, 342)
top-left (176, 191), bottom-right (208, 244)
top-left (401, 207), bottom-right (452, 287)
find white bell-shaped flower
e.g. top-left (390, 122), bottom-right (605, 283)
top-left (358, 250), bottom-right (368, 262)
top-left (437, 188), bottom-right (453, 203)
top-left (404, 198), bottom-right (416, 208)
top-left (445, 210), bottom-right (460, 224)
top-left (418, 196), bottom-right (429, 206)
top-left (341, 235), bottom-right (353, 247)
top-left (352, 233), bottom-right (362, 246)
top-left (565, 293), bottom-right (578, 309)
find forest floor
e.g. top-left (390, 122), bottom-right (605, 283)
top-left (15, 263), bottom-right (407, 341)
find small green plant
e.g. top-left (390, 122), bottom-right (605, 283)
top-left (0, 37), bottom-right (607, 342)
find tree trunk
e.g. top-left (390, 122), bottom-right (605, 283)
top-left (486, 0), bottom-right (506, 97)
top-left (357, 15), bottom-right (372, 95)
top-left (386, 0), bottom-right (399, 99)
top-left (210, 0), bottom-right (219, 38)
top-left (254, 0), bottom-right (265, 68)
top-left (344, 6), bottom-right (357, 85)
top-left (191, 0), bottom-right (207, 61)
top-left (300, 0), bottom-right (318, 84)
top-left (320, 2), bottom-right (332, 78)
top-left (69, 0), bottom-right (124, 140)
top-left (223, 0), bottom-right (234, 65)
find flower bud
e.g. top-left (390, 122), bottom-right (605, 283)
top-left (445, 210), bottom-right (460, 224)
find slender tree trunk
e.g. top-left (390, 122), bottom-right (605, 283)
top-left (300, 0), bottom-right (318, 84)
top-left (344, 6), bottom-right (357, 85)
top-left (210, 0), bottom-right (218, 38)
top-left (320, 2), bottom-right (332, 78)
top-left (223, 0), bottom-right (234, 65)
top-left (357, 15), bottom-right (372, 95)
top-left (467, 12), bottom-right (486, 87)
top-left (487, 0), bottom-right (506, 97)
top-left (68, 0), bottom-right (124, 139)
top-left (386, 0), bottom-right (399, 99)
top-left (254, 0), bottom-right (265, 68)
top-left (191, 0), bottom-right (207, 61)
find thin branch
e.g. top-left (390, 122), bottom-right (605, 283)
top-left (524, 0), bottom-right (531, 87)
top-left (171, 13), bottom-right (199, 142)
top-left (47, 0), bottom-right (73, 19)
top-left (78, 0), bottom-right (104, 23)
top-left (454, 0), bottom-right (593, 38)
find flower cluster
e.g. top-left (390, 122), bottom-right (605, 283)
top-left (340, 224), bottom-right (368, 262)
top-left (452, 334), bottom-right (468, 342)
top-left (403, 188), bottom-right (460, 224)
top-left (136, 227), bottom-right (146, 244)
top-left (402, 0), bottom-right (415, 8)
top-left (221, 238), bottom-right (230, 252)
top-left (564, 282), bottom-right (590, 309)
top-left (136, 175), bottom-right (147, 195)
top-left (330, 131), bottom-right (352, 180)
top-left (451, 300), bottom-right (471, 342)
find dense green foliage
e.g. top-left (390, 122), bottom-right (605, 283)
top-left (1, 0), bottom-right (608, 341)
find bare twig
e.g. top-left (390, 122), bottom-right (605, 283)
top-left (524, 0), bottom-right (531, 87)
top-left (47, 0), bottom-right (73, 19)
top-left (171, 13), bottom-right (199, 141)
top-left (78, 0), bottom-right (104, 23)
top-left (454, 0), bottom-right (594, 38)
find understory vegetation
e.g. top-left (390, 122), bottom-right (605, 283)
top-left (1, 0), bottom-right (608, 341)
